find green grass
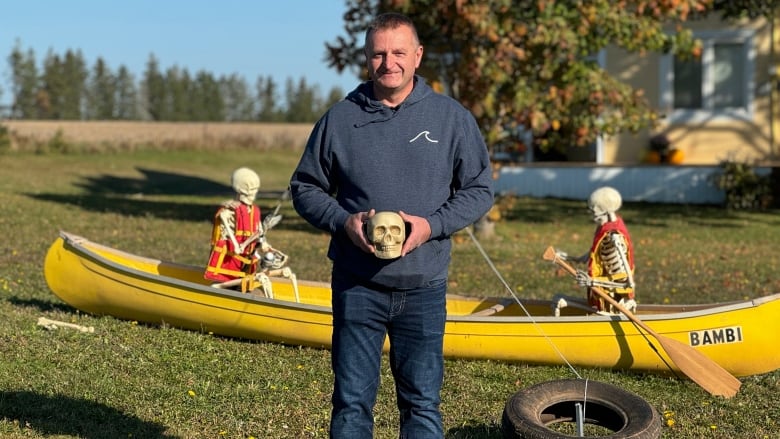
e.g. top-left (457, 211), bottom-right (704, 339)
top-left (1, 149), bottom-right (779, 438)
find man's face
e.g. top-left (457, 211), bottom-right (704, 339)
top-left (365, 24), bottom-right (422, 99)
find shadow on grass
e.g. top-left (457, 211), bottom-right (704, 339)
top-left (7, 297), bottom-right (74, 314)
top-left (446, 424), bottom-right (502, 438)
top-left (30, 168), bottom-right (779, 234)
top-left (0, 391), bottom-right (176, 439)
top-left (24, 167), bottom-right (305, 227)
top-left (74, 167), bottom-right (231, 196)
top-left (28, 193), bottom-right (218, 223)
top-left (500, 196), bottom-right (780, 229)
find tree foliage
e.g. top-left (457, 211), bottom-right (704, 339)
top-left (5, 46), bottom-right (345, 123)
top-left (326, 0), bottom-right (724, 154)
top-left (87, 57), bottom-right (118, 120)
top-left (711, 0), bottom-right (780, 19)
top-left (7, 42), bottom-right (39, 119)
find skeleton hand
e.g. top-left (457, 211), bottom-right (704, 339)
top-left (618, 298), bottom-right (637, 313)
top-left (575, 269), bottom-right (593, 287)
top-left (259, 237), bottom-right (271, 253)
top-left (239, 235), bottom-right (268, 255)
top-left (555, 250), bottom-right (568, 261)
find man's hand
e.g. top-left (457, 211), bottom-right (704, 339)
top-left (398, 211), bottom-right (430, 257)
top-left (345, 209), bottom-right (375, 254)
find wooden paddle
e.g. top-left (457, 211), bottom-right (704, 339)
top-left (542, 246), bottom-right (741, 398)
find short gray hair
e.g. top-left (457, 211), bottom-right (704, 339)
top-left (365, 12), bottom-right (420, 46)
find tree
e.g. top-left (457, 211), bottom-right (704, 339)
top-left (87, 57), bottom-right (117, 120)
top-left (284, 77), bottom-right (321, 122)
top-left (325, 0), bottom-right (713, 156)
top-left (711, 0), bottom-right (780, 19)
top-left (142, 54), bottom-right (166, 120)
top-left (115, 65), bottom-right (139, 120)
top-left (60, 49), bottom-right (88, 119)
top-left (165, 66), bottom-right (192, 121)
top-left (191, 70), bottom-right (224, 121)
top-left (7, 42), bottom-right (39, 119)
top-left (39, 50), bottom-right (63, 118)
top-left (220, 73), bottom-right (254, 121)
top-left (255, 76), bottom-right (281, 122)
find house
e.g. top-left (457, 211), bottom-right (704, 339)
top-left (496, 12), bottom-right (778, 205)
top-left (606, 12), bottom-right (779, 165)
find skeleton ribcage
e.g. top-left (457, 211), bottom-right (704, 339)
top-left (599, 236), bottom-right (624, 276)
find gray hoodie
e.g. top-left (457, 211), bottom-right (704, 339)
top-left (290, 76), bottom-right (494, 289)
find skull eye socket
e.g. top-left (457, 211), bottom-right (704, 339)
top-left (389, 225), bottom-right (401, 235)
top-left (372, 226), bottom-right (387, 239)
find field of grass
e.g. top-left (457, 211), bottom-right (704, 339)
top-left (2, 121), bottom-right (314, 153)
top-left (1, 146), bottom-right (778, 438)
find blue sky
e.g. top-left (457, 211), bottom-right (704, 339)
top-left (0, 1), bottom-right (361, 106)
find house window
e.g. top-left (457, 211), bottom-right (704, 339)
top-left (660, 30), bottom-right (754, 122)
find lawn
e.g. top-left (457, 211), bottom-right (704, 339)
top-left (1, 149), bottom-right (778, 438)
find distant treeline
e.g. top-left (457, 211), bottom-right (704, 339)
top-left (3, 43), bottom-right (349, 123)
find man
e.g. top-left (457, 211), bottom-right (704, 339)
top-left (289, 12), bottom-right (494, 438)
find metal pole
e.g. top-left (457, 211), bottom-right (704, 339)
top-left (575, 402), bottom-right (584, 436)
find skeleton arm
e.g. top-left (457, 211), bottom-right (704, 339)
top-left (612, 232), bottom-right (635, 289)
top-left (238, 224), bottom-right (267, 255)
top-left (218, 207), bottom-right (241, 253)
top-left (576, 272), bottom-right (631, 289)
top-left (575, 232), bottom-right (634, 289)
top-left (237, 207), bottom-right (283, 254)
top-left (555, 249), bottom-right (588, 264)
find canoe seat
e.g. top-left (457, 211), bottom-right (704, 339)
top-left (469, 298), bottom-right (515, 316)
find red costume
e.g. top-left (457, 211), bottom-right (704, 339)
top-left (204, 203), bottom-right (262, 282)
top-left (587, 216), bottom-right (635, 311)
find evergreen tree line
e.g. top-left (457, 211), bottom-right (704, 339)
top-left (5, 44), bottom-right (347, 122)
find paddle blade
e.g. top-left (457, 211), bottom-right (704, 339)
top-left (658, 337), bottom-right (741, 398)
top-left (542, 243), bottom-right (742, 398)
top-left (542, 246), bottom-right (557, 262)
top-left (262, 213), bottom-right (283, 232)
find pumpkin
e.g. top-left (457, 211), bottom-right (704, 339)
top-left (643, 149), bottom-right (662, 164)
top-left (667, 148), bottom-right (684, 164)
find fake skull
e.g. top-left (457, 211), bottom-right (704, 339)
top-left (231, 167), bottom-right (260, 205)
top-left (367, 211), bottom-right (405, 259)
top-left (588, 186), bottom-right (622, 224)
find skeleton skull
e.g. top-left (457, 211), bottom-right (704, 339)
top-left (231, 167), bottom-right (260, 205)
top-left (588, 186), bottom-right (622, 225)
top-left (366, 211), bottom-right (405, 259)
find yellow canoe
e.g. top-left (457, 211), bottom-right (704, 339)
top-left (44, 231), bottom-right (780, 378)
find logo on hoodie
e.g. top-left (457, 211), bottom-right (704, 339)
top-left (409, 131), bottom-right (439, 144)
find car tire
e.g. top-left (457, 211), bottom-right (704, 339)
top-left (501, 379), bottom-right (662, 439)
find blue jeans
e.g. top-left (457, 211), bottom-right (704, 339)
top-left (329, 273), bottom-right (447, 439)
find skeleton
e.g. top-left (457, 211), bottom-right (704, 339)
top-left (208, 170), bottom-right (297, 300)
top-left (552, 187), bottom-right (636, 316)
top-left (221, 168), bottom-right (264, 255)
top-left (366, 211), bottom-right (406, 259)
